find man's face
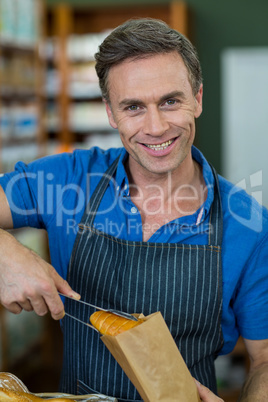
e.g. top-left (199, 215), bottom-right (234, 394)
top-left (105, 51), bottom-right (203, 177)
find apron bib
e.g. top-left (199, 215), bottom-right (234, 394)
top-left (60, 157), bottom-right (224, 401)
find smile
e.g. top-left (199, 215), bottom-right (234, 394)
top-left (145, 139), bottom-right (174, 151)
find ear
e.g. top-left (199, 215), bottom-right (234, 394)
top-left (104, 100), bottom-right (118, 129)
top-left (194, 84), bottom-right (203, 118)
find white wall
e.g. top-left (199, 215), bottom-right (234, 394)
top-left (221, 48), bottom-right (268, 207)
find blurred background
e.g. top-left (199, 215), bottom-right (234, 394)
top-left (0, 0), bottom-right (267, 400)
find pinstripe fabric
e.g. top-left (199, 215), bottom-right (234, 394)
top-left (60, 159), bottom-right (223, 400)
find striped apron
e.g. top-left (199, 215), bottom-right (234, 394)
top-left (60, 157), bottom-right (224, 400)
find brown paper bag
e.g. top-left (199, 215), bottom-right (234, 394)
top-left (101, 312), bottom-right (201, 402)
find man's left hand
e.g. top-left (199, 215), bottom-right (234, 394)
top-left (195, 380), bottom-right (224, 401)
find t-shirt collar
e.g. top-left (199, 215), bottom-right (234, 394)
top-left (187, 145), bottom-right (215, 227)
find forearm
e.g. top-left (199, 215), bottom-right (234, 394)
top-left (238, 363), bottom-right (268, 401)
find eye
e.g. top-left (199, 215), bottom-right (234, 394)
top-left (165, 99), bottom-right (177, 106)
top-left (128, 105), bottom-right (139, 111)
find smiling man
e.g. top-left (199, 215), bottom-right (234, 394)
top-left (106, 52), bottom-right (202, 175)
top-left (0, 19), bottom-right (268, 402)
top-left (105, 51), bottom-right (205, 242)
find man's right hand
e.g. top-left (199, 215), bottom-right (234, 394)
top-left (0, 229), bottom-right (80, 320)
top-left (195, 380), bottom-right (225, 401)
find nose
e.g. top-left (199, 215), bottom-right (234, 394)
top-left (143, 106), bottom-right (169, 137)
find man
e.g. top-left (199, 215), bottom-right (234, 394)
top-left (0, 19), bottom-right (267, 402)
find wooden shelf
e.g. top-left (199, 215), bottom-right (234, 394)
top-left (0, 42), bottom-right (38, 54)
top-left (0, 0), bottom-right (49, 373)
top-left (0, 0), bottom-right (46, 172)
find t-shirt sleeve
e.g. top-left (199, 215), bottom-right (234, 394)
top-left (233, 231), bottom-right (268, 340)
top-left (0, 152), bottom-right (79, 230)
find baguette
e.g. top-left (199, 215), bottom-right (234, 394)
top-left (0, 372), bottom-right (76, 401)
top-left (0, 372), bottom-right (29, 393)
top-left (90, 310), bottom-right (143, 336)
top-left (0, 388), bottom-right (76, 401)
top-left (0, 388), bottom-right (43, 401)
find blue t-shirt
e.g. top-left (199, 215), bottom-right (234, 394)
top-left (1, 146), bottom-right (268, 356)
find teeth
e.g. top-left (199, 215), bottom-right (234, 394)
top-left (146, 140), bottom-right (173, 150)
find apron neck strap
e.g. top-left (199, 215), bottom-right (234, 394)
top-left (208, 164), bottom-right (223, 247)
top-left (83, 156), bottom-right (120, 227)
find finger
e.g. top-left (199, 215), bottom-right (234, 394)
top-left (18, 299), bottom-right (34, 312)
top-left (1, 292), bottom-right (32, 313)
top-left (53, 272), bottom-right (81, 300)
top-left (35, 266), bottom-right (76, 320)
top-left (194, 379), bottom-right (225, 401)
top-left (5, 302), bottom-right (23, 315)
top-left (39, 285), bottom-right (65, 320)
top-left (29, 296), bottom-right (49, 317)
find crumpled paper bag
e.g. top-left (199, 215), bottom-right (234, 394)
top-left (101, 312), bottom-right (200, 402)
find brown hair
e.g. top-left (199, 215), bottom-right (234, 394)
top-left (95, 18), bottom-right (203, 102)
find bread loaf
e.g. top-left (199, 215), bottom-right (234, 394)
top-left (90, 310), bottom-right (143, 335)
top-left (0, 372), bottom-right (76, 401)
top-left (0, 388), bottom-right (76, 401)
top-left (0, 372), bottom-right (29, 393)
top-left (0, 388), bottom-right (44, 401)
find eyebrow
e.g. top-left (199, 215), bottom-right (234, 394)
top-left (159, 90), bottom-right (186, 103)
top-left (118, 90), bottom-right (186, 109)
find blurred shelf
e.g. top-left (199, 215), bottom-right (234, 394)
top-left (0, 0), bottom-right (46, 173)
top-left (0, 41), bottom-right (38, 52)
top-left (0, 89), bottom-right (39, 99)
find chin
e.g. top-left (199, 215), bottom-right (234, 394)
top-left (141, 161), bottom-right (180, 176)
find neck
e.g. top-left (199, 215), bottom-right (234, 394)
top-left (125, 153), bottom-right (207, 240)
top-left (126, 153), bottom-right (204, 203)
